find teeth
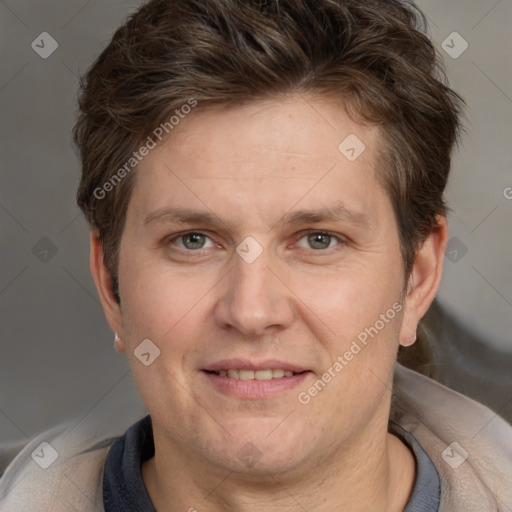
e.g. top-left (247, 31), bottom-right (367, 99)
top-left (255, 369), bottom-right (273, 380)
top-left (215, 369), bottom-right (298, 380)
top-left (239, 369), bottom-right (254, 380)
top-left (227, 369), bottom-right (239, 379)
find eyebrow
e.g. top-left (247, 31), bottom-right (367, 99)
top-left (142, 203), bottom-right (371, 231)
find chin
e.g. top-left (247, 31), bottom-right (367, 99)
top-left (214, 446), bottom-right (307, 476)
top-left (204, 419), bottom-right (312, 474)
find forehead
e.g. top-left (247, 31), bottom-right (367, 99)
top-left (128, 93), bottom-right (390, 230)
top-left (157, 95), bottom-right (379, 173)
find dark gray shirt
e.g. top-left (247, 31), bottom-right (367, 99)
top-left (103, 415), bottom-right (441, 511)
top-left (391, 422), bottom-right (441, 512)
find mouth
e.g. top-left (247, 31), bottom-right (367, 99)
top-left (202, 360), bottom-right (311, 398)
top-left (206, 368), bottom-right (303, 380)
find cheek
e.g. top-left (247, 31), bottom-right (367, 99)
top-left (294, 274), bottom-right (402, 432)
top-left (287, 255), bottom-right (403, 421)
top-left (118, 248), bottom-right (210, 347)
top-left (119, 264), bottom-right (212, 418)
top-left (286, 259), bottom-right (402, 347)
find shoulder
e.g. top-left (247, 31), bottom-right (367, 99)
top-left (392, 363), bottom-right (512, 511)
top-left (0, 419), bottom-right (122, 512)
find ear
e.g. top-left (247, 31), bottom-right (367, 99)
top-left (399, 216), bottom-right (448, 347)
top-left (89, 230), bottom-right (126, 353)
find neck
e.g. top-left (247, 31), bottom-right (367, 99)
top-left (142, 421), bottom-right (415, 512)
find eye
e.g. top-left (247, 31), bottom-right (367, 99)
top-left (173, 232), bottom-right (215, 250)
top-left (296, 231), bottom-right (343, 250)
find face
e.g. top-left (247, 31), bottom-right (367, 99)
top-left (100, 94), bottom-right (421, 474)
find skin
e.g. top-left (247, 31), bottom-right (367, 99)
top-left (90, 93), bottom-right (448, 511)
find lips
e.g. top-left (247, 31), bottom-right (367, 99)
top-left (201, 359), bottom-right (311, 398)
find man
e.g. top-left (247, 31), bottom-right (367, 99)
top-left (1, 0), bottom-right (511, 510)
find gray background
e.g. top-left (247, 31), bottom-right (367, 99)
top-left (1, 0), bottom-right (511, 446)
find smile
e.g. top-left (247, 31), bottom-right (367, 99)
top-left (213, 369), bottom-right (297, 380)
top-left (202, 368), bottom-right (311, 399)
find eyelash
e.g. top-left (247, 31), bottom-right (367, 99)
top-left (164, 230), bottom-right (347, 254)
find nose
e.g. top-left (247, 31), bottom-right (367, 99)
top-left (213, 246), bottom-right (295, 337)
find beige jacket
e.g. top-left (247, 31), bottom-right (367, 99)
top-left (1, 364), bottom-right (511, 511)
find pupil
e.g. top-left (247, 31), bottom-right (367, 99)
top-left (184, 233), bottom-right (204, 249)
top-left (309, 233), bottom-right (330, 249)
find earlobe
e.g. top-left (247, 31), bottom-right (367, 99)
top-left (400, 330), bottom-right (417, 347)
top-left (398, 216), bottom-right (448, 347)
top-left (114, 332), bottom-right (126, 353)
top-left (89, 230), bottom-right (125, 343)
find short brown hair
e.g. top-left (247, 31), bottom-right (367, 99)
top-left (74, 0), bottom-right (463, 303)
